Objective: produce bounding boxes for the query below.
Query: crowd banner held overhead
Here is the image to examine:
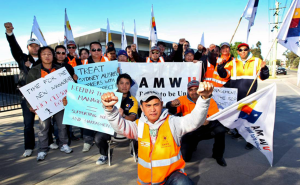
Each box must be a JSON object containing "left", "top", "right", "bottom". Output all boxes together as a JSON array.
[
  {"left": 242, "top": 0, "right": 259, "bottom": 43},
  {"left": 208, "top": 83, "right": 277, "bottom": 166},
  {"left": 19, "top": 67, "right": 74, "bottom": 121},
  {"left": 277, "top": 0, "right": 300, "bottom": 56},
  {"left": 212, "top": 87, "right": 238, "bottom": 110},
  {"left": 62, "top": 82, "right": 123, "bottom": 135},
  {"left": 64, "top": 8, "right": 75, "bottom": 47},
  {"left": 31, "top": 16, "right": 47, "bottom": 46},
  {"left": 119, "top": 62, "right": 202, "bottom": 105},
  {"left": 134, "top": 19, "right": 138, "bottom": 52},
  {"left": 121, "top": 21, "right": 127, "bottom": 50},
  {"left": 149, "top": 4, "right": 158, "bottom": 47},
  {"left": 106, "top": 18, "right": 112, "bottom": 44},
  {"left": 74, "top": 60, "right": 119, "bottom": 91}
]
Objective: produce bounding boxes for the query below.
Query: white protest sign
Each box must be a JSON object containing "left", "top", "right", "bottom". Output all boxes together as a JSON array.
[
  {"left": 63, "top": 82, "right": 123, "bottom": 135},
  {"left": 19, "top": 67, "right": 74, "bottom": 121},
  {"left": 212, "top": 87, "right": 238, "bottom": 110},
  {"left": 74, "top": 60, "right": 119, "bottom": 91},
  {"left": 119, "top": 62, "right": 202, "bottom": 105}
]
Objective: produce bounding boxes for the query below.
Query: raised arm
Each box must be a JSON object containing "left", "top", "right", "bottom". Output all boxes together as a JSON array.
[{"left": 102, "top": 92, "right": 138, "bottom": 140}]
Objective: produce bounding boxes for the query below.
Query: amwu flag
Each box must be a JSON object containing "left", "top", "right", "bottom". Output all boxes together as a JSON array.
[
  {"left": 242, "top": 0, "right": 259, "bottom": 43},
  {"left": 208, "top": 83, "right": 276, "bottom": 166},
  {"left": 121, "top": 21, "right": 127, "bottom": 50},
  {"left": 64, "top": 8, "right": 75, "bottom": 47},
  {"left": 31, "top": 16, "right": 47, "bottom": 46},
  {"left": 277, "top": 0, "right": 300, "bottom": 56},
  {"left": 149, "top": 5, "right": 158, "bottom": 47},
  {"left": 133, "top": 19, "right": 138, "bottom": 52}
]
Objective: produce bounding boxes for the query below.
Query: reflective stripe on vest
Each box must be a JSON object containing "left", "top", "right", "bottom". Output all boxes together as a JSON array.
[
  {"left": 103, "top": 56, "right": 109, "bottom": 61},
  {"left": 232, "top": 58, "right": 258, "bottom": 80},
  {"left": 204, "top": 77, "right": 226, "bottom": 85},
  {"left": 81, "top": 59, "right": 88, "bottom": 65},
  {"left": 146, "top": 57, "right": 165, "bottom": 63},
  {"left": 136, "top": 116, "right": 186, "bottom": 185}
]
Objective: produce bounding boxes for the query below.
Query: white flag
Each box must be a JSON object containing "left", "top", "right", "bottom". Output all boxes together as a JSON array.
[
  {"left": 242, "top": 0, "right": 259, "bottom": 43},
  {"left": 149, "top": 5, "right": 158, "bottom": 47},
  {"left": 31, "top": 16, "right": 47, "bottom": 46},
  {"left": 134, "top": 19, "right": 138, "bottom": 52},
  {"left": 121, "top": 21, "right": 127, "bottom": 50},
  {"left": 200, "top": 32, "right": 205, "bottom": 47},
  {"left": 277, "top": 0, "right": 300, "bottom": 56},
  {"left": 64, "top": 8, "right": 75, "bottom": 47},
  {"left": 208, "top": 83, "right": 277, "bottom": 166},
  {"left": 106, "top": 18, "right": 112, "bottom": 45}
]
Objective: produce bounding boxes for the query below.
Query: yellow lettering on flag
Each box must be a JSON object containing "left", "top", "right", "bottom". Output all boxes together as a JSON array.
[
  {"left": 108, "top": 33, "right": 112, "bottom": 42},
  {"left": 293, "top": 8, "right": 300, "bottom": 18}
]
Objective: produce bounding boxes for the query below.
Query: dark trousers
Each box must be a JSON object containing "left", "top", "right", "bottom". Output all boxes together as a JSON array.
[
  {"left": 21, "top": 98, "right": 36, "bottom": 150},
  {"left": 83, "top": 128, "right": 96, "bottom": 145},
  {"left": 181, "top": 121, "right": 226, "bottom": 162},
  {"left": 94, "top": 132, "right": 111, "bottom": 156}
]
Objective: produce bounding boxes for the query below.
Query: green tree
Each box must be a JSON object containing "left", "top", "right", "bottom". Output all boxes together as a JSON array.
[
  {"left": 283, "top": 50, "right": 298, "bottom": 67},
  {"left": 276, "top": 59, "right": 281, "bottom": 66},
  {"left": 292, "top": 57, "right": 300, "bottom": 68},
  {"left": 251, "top": 41, "right": 263, "bottom": 60},
  {"left": 229, "top": 42, "right": 242, "bottom": 58}
]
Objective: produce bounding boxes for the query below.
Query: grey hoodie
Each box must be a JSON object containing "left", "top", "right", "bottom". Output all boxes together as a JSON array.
[{"left": 104, "top": 96, "right": 210, "bottom": 146}]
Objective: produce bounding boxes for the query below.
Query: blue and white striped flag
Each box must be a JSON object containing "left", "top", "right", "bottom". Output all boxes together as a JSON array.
[{"left": 242, "top": 0, "right": 259, "bottom": 42}]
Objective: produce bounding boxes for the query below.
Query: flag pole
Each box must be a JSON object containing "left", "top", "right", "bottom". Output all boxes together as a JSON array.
[
  {"left": 149, "top": 40, "right": 152, "bottom": 58},
  {"left": 246, "top": 38, "right": 277, "bottom": 96},
  {"left": 230, "top": 17, "right": 242, "bottom": 44}
]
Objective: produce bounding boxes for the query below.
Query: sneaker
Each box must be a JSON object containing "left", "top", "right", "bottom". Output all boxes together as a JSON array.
[
  {"left": 23, "top": 149, "right": 33, "bottom": 157},
  {"left": 60, "top": 144, "right": 73, "bottom": 154},
  {"left": 232, "top": 133, "right": 243, "bottom": 140},
  {"left": 82, "top": 143, "right": 92, "bottom": 152},
  {"left": 96, "top": 155, "right": 108, "bottom": 165},
  {"left": 245, "top": 142, "right": 254, "bottom": 150},
  {"left": 37, "top": 152, "right": 47, "bottom": 161},
  {"left": 49, "top": 143, "right": 59, "bottom": 150}
]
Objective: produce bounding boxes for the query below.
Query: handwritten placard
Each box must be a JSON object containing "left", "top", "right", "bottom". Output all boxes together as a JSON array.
[
  {"left": 74, "top": 60, "right": 119, "bottom": 90},
  {"left": 62, "top": 82, "right": 122, "bottom": 135},
  {"left": 19, "top": 67, "right": 74, "bottom": 121},
  {"left": 212, "top": 87, "right": 238, "bottom": 110}
]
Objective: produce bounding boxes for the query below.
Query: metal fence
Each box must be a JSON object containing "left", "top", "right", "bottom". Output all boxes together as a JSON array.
[{"left": 0, "top": 63, "right": 22, "bottom": 112}]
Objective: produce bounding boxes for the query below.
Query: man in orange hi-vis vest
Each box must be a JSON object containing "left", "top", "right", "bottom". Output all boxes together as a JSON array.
[{"left": 101, "top": 82, "right": 214, "bottom": 185}]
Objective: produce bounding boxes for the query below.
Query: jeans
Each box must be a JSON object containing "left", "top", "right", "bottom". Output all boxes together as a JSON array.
[
  {"left": 38, "top": 110, "right": 68, "bottom": 152},
  {"left": 181, "top": 120, "right": 226, "bottom": 162},
  {"left": 21, "top": 98, "right": 35, "bottom": 150},
  {"left": 165, "top": 171, "right": 194, "bottom": 185},
  {"left": 83, "top": 128, "right": 96, "bottom": 145}
]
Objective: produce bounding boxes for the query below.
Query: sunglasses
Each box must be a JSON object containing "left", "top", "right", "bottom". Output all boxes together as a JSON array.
[
  {"left": 91, "top": 48, "right": 102, "bottom": 52},
  {"left": 238, "top": 48, "right": 249, "bottom": 52},
  {"left": 67, "top": 46, "right": 76, "bottom": 49},
  {"left": 152, "top": 51, "right": 159, "bottom": 54},
  {"left": 56, "top": 51, "right": 66, "bottom": 55}
]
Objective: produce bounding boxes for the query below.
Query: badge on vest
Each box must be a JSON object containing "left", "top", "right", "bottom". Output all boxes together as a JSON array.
[
  {"left": 140, "top": 141, "right": 150, "bottom": 147},
  {"left": 161, "top": 136, "right": 171, "bottom": 148}
]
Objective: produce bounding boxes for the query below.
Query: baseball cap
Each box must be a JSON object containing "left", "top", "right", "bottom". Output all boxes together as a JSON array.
[
  {"left": 118, "top": 50, "right": 128, "bottom": 57},
  {"left": 27, "top": 38, "right": 40, "bottom": 46},
  {"left": 140, "top": 90, "right": 162, "bottom": 102},
  {"left": 220, "top": 42, "right": 230, "bottom": 48},
  {"left": 151, "top": 46, "right": 161, "bottom": 52},
  {"left": 185, "top": 48, "right": 195, "bottom": 55},
  {"left": 187, "top": 80, "right": 199, "bottom": 89},
  {"left": 67, "top": 40, "right": 76, "bottom": 46},
  {"left": 237, "top": 43, "right": 249, "bottom": 49}
]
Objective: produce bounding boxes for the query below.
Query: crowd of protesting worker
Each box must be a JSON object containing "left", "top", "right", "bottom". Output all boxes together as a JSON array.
[{"left": 4, "top": 21, "right": 269, "bottom": 185}]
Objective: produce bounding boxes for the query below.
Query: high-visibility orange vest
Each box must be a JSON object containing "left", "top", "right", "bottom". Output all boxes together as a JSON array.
[
  {"left": 204, "top": 60, "right": 229, "bottom": 87},
  {"left": 99, "top": 56, "right": 109, "bottom": 62},
  {"left": 67, "top": 56, "right": 77, "bottom": 67},
  {"left": 146, "top": 57, "right": 165, "bottom": 63},
  {"left": 225, "top": 57, "right": 260, "bottom": 80},
  {"left": 136, "top": 116, "right": 186, "bottom": 185},
  {"left": 41, "top": 68, "right": 56, "bottom": 78}
]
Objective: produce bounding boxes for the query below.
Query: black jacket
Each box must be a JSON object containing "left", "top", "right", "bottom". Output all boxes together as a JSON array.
[
  {"left": 173, "top": 44, "right": 184, "bottom": 62},
  {"left": 53, "top": 58, "right": 75, "bottom": 77},
  {"left": 194, "top": 51, "right": 203, "bottom": 61},
  {"left": 6, "top": 33, "right": 41, "bottom": 88}
]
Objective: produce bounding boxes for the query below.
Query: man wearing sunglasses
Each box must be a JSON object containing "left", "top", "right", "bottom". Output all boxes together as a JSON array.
[
  {"left": 88, "top": 41, "right": 109, "bottom": 63},
  {"left": 66, "top": 41, "right": 78, "bottom": 67},
  {"left": 131, "top": 45, "right": 165, "bottom": 63},
  {"left": 217, "top": 43, "right": 269, "bottom": 150}
]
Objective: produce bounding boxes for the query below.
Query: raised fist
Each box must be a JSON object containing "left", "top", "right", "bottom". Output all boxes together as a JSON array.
[
  {"left": 4, "top": 22, "right": 14, "bottom": 33},
  {"left": 197, "top": 82, "right": 214, "bottom": 100}
]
